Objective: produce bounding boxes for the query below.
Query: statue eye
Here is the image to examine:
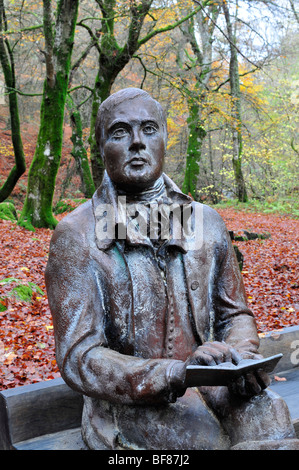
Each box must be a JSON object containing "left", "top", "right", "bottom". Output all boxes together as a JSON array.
[
  {"left": 111, "top": 127, "right": 129, "bottom": 138},
  {"left": 143, "top": 124, "right": 157, "bottom": 135}
]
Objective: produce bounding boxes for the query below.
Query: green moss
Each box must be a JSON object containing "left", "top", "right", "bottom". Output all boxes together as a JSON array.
[
  {"left": 11, "top": 285, "right": 33, "bottom": 302},
  {"left": 54, "top": 198, "right": 87, "bottom": 214},
  {"left": 0, "top": 201, "right": 18, "bottom": 221},
  {"left": 0, "top": 278, "right": 45, "bottom": 302},
  {"left": 182, "top": 101, "right": 206, "bottom": 199},
  {"left": 17, "top": 216, "right": 36, "bottom": 231}
]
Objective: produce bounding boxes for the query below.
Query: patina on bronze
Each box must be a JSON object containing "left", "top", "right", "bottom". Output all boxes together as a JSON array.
[{"left": 45, "top": 88, "right": 299, "bottom": 450}]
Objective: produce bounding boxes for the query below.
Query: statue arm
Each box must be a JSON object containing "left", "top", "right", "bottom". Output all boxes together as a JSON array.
[
  {"left": 45, "top": 219, "right": 184, "bottom": 405},
  {"left": 212, "top": 224, "right": 260, "bottom": 358},
  {"left": 202, "top": 221, "right": 271, "bottom": 396}
]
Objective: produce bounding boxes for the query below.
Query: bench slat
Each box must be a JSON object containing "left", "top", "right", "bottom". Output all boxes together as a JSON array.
[{"left": 0, "top": 378, "right": 83, "bottom": 449}]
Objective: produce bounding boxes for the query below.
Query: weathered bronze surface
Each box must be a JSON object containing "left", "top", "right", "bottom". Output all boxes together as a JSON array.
[
  {"left": 45, "top": 88, "right": 299, "bottom": 450},
  {"left": 185, "top": 354, "right": 283, "bottom": 387}
]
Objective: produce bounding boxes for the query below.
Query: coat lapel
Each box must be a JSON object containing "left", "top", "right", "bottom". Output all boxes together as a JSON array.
[{"left": 91, "top": 176, "right": 135, "bottom": 354}]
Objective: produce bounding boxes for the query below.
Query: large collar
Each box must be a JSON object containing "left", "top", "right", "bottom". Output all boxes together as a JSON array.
[{"left": 92, "top": 171, "right": 194, "bottom": 253}]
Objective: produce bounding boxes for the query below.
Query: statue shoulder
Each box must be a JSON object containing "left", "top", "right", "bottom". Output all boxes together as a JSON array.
[
  {"left": 51, "top": 199, "right": 94, "bottom": 246},
  {"left": 191, "top": 201, "right": 228, "bottom": 236}
]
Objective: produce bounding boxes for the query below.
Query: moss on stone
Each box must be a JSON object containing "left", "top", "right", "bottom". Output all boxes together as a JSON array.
[{"left": 0, "top": 201, "right": 18, "bottom": 221}]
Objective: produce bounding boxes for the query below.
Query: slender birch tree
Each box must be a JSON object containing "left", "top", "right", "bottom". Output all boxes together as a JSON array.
[
  {"left": 222, "top": 0, "right": 247, "bottom": 202},
  {"left": 0, "top": 0, "right": 26, "bottom": 202}
]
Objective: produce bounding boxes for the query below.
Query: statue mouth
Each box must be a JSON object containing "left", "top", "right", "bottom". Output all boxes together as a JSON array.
[{"left": 127, "top": 157, "right": 148, "bottom": 166}]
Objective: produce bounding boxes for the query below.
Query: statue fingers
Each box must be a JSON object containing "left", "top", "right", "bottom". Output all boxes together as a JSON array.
[{"left": 255, "top": 369, "right": 271, "bottom": 390}]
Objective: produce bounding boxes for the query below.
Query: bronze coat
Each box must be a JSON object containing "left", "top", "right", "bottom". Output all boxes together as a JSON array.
[{"left": 45, "top": 172, "right": 259, "bottom": 406}]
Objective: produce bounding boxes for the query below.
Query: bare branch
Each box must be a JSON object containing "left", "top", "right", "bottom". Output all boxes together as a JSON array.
[
  {"left": 193, "top": 0, "right": 263, "bottom": 69},
  {"left": 138, "top": 1, "right": 210, "bottom": 47},
  {"left": 289, "top": 0, "right": 299, "bottom": 23}
]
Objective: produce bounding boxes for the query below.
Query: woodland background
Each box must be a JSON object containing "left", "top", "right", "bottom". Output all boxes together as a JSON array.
[{"left": 0, "top": 0, "right": 298, "bottom": 389}]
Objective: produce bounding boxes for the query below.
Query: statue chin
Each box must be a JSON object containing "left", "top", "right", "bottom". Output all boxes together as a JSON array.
[{"left": 113, "top": 172, "right": 163, "bottom": 194}]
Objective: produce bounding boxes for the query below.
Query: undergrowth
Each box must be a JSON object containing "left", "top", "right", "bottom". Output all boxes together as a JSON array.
[{"left": 213, "top": 196, "right": 299, "bottom": 218}]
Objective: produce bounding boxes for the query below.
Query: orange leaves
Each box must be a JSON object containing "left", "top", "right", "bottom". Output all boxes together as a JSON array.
[
  {"left": 217, "top": 208, "right": 299, "bottom": 334},
  {"left": 0, "top": 219, "right": 59, "bottom": 389}
]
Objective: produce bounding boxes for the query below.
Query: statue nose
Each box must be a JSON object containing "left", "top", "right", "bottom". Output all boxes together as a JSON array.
[{"left": 129, "top": 128, "right": 146, "bottom": 152}]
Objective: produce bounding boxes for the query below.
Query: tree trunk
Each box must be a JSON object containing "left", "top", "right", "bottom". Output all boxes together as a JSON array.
[
  {"left": 88, "top": 70, "right": 115, "bottom": 188},
  {"left": 222, "top": 1, "right": 248, "bottom": 202},
  {"left": 180, "top": 5, "right": 220, "bottom": 199},
  {"left": 0, "top": 0, "right": 26, "bottom": 202},
  {"left": 18, "top": 0, "right": 79, "bottom": 230},
  {"left": 67, "top": 95, "right": 95, "bottom": 198},
  {"left": 182, "top": 99, "right": 206, "bottom": 199}
]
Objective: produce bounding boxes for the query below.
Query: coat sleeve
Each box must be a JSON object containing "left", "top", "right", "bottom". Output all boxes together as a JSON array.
[
  {"left": 210, "top": 212, "right": 260, "bottom": 358},
  {"left": 45, "top": 214, "right": 183, "bottom": 405}
]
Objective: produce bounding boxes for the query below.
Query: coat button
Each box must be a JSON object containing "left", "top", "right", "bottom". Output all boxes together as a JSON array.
[{"left": 191, "top": 281, "right": 199, "bottom": 290}]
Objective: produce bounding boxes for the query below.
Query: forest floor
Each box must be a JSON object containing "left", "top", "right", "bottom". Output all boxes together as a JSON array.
[{"left": 0, "top": 123, "right": 298, "bottom": 390}]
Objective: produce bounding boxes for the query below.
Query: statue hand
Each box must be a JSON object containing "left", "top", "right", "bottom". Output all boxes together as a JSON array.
[
  {"left": 229, "top": 352, "right": 271, "bottom": 397},
  {"left": 186, "top": 341, "right": 241, "bottom": 367}
]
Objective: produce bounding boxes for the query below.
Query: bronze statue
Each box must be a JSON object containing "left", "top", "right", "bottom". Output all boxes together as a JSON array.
[{"left": 45, "top": 88, "right": 299, "bottom": 450}]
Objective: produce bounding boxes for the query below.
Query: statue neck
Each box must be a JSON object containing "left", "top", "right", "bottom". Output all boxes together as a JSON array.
[{"left": 115, "top": 176, "right": 166, "bottom": 202}]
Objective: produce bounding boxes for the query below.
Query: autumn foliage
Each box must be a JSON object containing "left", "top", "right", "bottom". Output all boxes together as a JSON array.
[
  {"left": 217, "top": 208, "right": 299, "bottom": 333},
  {"left": 0, "top": 207, "right": 298, "bottom": 391}
]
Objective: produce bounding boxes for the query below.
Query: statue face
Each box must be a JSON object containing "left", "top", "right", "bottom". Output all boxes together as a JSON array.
[{"left": 102, "top": 96, "right": 166, "bottom": 192}]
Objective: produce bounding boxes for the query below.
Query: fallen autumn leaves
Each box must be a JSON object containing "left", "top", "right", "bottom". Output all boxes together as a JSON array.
[
  {"left": 217, "top": 208, "right": 299, "bottom": 334},
  {"left": 0, "top": 219, "right": 60, "bottom": 389},
  {"left": 0, "top": 208, "right": 298, "bottom": 390}
]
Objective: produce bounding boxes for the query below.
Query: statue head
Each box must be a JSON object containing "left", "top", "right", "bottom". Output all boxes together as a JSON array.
[{"left": 95, "top": 88, "right": 168, "bottom": 192}]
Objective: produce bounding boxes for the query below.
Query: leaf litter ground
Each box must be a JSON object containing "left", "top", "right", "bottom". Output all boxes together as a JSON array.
[{"left": 0, "top": 208, "right": 298, "bottom": 390}]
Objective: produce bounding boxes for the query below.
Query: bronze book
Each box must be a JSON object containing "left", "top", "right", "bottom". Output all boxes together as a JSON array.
[{"left": 185, "top": 353, "right": 283, "bottom": 387}]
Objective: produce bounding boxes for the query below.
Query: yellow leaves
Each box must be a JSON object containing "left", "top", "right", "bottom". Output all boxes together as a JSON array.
[{"left": 167, "top": 115, "right": 185, "bottom": 150}]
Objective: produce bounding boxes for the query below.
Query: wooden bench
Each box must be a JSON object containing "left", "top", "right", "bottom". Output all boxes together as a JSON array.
[{"left": 0, "top": 377, "right": 87, "bottom": 450}]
